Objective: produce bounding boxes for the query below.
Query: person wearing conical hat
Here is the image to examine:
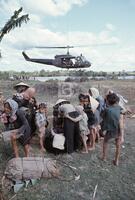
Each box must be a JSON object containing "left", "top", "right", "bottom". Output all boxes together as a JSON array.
[
  {"left": 52, "top": 99, "right": 80, "bottom": 154},
  {"left": 55, "top": 99, "right": 80, "bottom": 154},
  {"left": 13, "top": 82, "right": 30, "bottom": 107},
  {"left": 54, "top": 99, "right": 70, "bottom": 108},
  {"left": 14, "top": 82, "right": 29, "bottom": 93},
  {"left": 53, "top": 99, "right": 70, "bottom": 131},
  {"left": 13, "top": 87, "right": 36, "bottom": 108},
  {"left": 66, "top": 105, "right": 89, "bottom": 153}
]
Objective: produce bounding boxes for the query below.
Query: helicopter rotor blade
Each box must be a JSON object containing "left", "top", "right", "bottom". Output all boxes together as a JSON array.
[
  {"left": 72, "top": 43, "right": 118, "bottom": 48},
  {"left": 34, "top": 45, "right": 74, "bottom": 49}
]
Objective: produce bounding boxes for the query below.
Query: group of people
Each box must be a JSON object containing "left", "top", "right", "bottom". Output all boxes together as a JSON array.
[{"left": 0, "top": 82, "right": 128, "bottom": 166}]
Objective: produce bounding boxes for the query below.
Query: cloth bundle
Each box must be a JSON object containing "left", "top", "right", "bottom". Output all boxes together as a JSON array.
[
  {"left": 1, "top": 129, "right": 21, "bottom": 142},
  {"left": 5, "top": 157, "right": 59, "bottom": 181}
]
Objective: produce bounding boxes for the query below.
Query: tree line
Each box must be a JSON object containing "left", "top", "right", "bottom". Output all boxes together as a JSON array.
[{"left": 0, "top": 70, "right": 134, "bottom": 80}]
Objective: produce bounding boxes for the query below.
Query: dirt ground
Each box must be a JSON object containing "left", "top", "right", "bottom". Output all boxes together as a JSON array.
[{"left": 0, "top": 79, "right": 135, "bottom": 200}]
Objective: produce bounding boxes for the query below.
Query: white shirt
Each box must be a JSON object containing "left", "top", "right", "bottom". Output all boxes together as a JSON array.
[{"left": 35, "top": 112, "right": 47, "bottom": 128}]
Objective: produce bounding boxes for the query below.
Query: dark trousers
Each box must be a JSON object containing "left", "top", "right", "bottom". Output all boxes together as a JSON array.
[{"left": 64, "top": 112, "right": 80, "bottom": 154}]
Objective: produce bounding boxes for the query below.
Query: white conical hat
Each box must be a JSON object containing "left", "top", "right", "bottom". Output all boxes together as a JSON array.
[
  {"left": 90, "top": 96, "right": 99, "bottom": 113},
  {"left": 84, "top": 93, "right": 99, "bottom": 113},
  {"left": 55, "top": 99, "right": 69, "bottom": 106},
  {"left": 89, "top": 87, "right": 99, "bottom": 99},
  {"left": 14, "top": 82, "right": 29, "bottom": 89}
]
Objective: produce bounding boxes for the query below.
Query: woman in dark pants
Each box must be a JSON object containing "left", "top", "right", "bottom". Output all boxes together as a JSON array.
[
  {"left": 63, "top": 113, "right": 80, "bottom": 153},
  {"left": 58, "top": 101, "right": 81, "bottom": 154},
  {"left": 3, "top": 99, "right": 31, "bottom": 157}
]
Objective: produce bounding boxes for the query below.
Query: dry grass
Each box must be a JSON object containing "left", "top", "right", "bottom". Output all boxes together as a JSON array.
[{"left": 0, "top": 79, "right": 135, "bottom": 200}]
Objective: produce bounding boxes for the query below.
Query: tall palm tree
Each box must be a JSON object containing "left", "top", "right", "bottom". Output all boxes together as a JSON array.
[{"left": 0, "top": 7, "right": 29, "bottom": 42}]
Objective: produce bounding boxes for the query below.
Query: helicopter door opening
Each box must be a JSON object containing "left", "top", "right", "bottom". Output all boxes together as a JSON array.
[{"left": 62, "top": 58, "right": 75, "bottom": 67}]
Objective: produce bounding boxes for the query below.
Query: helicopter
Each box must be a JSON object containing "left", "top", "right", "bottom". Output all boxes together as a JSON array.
[{"left": 22, "top": 46, "right": 91, "bottom": 69}]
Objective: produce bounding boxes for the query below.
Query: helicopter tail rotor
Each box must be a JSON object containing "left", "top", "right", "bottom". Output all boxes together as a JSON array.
[{"left": 22, "top": 51, "right": 30, "bottom": 60}]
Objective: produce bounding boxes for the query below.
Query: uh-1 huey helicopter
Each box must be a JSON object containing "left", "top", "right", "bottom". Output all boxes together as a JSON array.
[{"left": 22, "top": 45, "right": 91, "bottom": 69}]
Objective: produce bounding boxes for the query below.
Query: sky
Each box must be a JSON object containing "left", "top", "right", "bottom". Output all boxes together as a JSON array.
[{"left": 0, "top": 0, "right": 135, "bottom": 72}]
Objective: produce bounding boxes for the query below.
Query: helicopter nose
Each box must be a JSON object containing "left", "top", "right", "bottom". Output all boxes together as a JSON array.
[{"left": 86, "top": 61, "right": 91, "bottom": 67}]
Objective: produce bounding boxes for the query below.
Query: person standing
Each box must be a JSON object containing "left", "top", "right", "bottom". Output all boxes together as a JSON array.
[
  {"left": 101, "top": 93, "right": 122, "bottom": 166},
  {"left": 35, "top": 103, "right": 48, "bottom": 152},
  {"left": 83, "top": 94, "right": 99, "bottom": 150}
]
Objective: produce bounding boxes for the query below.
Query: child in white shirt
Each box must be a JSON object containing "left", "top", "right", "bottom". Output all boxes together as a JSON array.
[{"left": 35, "top": 103, "right": 48, "bottom": 152}]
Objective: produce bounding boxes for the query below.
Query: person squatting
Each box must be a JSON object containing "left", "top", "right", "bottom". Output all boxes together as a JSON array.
[{"left": 0, "top": 82, "right": 129, "bottom": 166}]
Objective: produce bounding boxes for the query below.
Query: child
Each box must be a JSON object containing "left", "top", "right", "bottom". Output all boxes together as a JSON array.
[
  {"left": 28, "top": 97, "right": 38, "bottom": 136},
  {"left": 101, "top": 93, "right": 122, "bottom": 166},
  {"left": 78, "top": 93, "right": 85, "bottom": 106},
  {"left": 66, "top": 105, "right": 89, "bottom": 153},
  {"left": 35, "top": 103, "right": 48, "bottom": 152},
  {"left": 106, "top": 89, "right": 129, "bottom": 143},
  {"left": 89, "top": 87, "right": 105, "bottom": 141},
  {"left": 83, "top": 94, "right": 99, "bottom": 150}
]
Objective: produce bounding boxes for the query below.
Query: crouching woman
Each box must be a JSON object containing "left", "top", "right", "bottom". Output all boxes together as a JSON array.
[{"left": 3, "top": 99, "right": 31, "bottom": 157}]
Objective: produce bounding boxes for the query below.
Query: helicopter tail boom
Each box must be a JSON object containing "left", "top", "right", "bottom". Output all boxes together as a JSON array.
[{"left": 22, "top": 51, "right": 54, "bottom": 65}]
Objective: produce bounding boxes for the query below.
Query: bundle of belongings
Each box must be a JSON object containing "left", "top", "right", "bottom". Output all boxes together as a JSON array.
[
  {"left": 4, "top": 157, "right": 59, "bottom": 193},
  {"left": 1, "top": 130, "right": 23, "bottom": 142},
  {"left": 51, "top": 129, "right": 65, "bottom": 150},
  {"left": 5, "top": 157, "right": 59, "bottom": 180}
]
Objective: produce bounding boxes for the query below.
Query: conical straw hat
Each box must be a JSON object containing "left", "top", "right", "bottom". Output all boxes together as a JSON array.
[{"left": 14, "top": 82, "right": 29, "bottom": 90}]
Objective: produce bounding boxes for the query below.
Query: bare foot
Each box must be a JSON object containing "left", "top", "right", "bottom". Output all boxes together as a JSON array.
[
  {"left": 40, "top": 148, "right": 46, "bottom": 153},
  {"left": 88, "top": 147, "right": 95, "bottom": 151},
  {"left": 100, "top": 137, "right": 104, "bottom": 140},
  {"left": 113, "top": 160, "right": 119, "bottom": 166},
  {"left": 101, "top": 156, "right": 107, "bottom": 161},
  {"left": 121, "top": 137, "right": 124, "bottom": 144},
  {"left": 81, "top": 150, "right": 88, "bottom": 154}
]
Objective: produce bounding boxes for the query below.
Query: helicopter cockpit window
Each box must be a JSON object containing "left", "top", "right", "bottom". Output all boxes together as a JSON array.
[{"left": 76, "top": 56, "right": 81, "bottom": 61}]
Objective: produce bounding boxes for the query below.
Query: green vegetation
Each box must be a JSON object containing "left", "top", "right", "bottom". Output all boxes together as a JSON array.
[
  {"left": 0, "top": 7, "right": 29, "bottom": 59},
  {"left": 0, "top": 70, "right": 134, "bottom": 80},
  {"left": 0, "top": 7, "right": 29, "bottom": 43}
]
